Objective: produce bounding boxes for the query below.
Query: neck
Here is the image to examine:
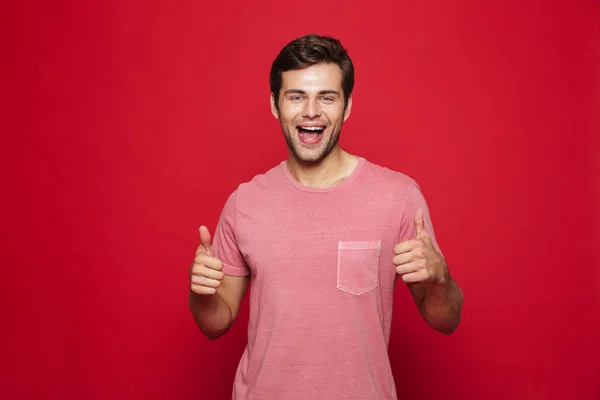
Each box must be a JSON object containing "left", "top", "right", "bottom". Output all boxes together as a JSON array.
[{"left": 286, "top": 147, "right": 358, "bottom": 188}]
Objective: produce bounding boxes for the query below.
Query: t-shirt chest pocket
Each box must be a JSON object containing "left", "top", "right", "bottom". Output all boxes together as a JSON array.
[{"left": 337, "top": 240, "right": 381, "bottom": 295}]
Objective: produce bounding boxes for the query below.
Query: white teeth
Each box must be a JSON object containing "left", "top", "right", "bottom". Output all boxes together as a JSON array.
[{"left": 300, "top": 126, "right": 324, "bottom": 131}]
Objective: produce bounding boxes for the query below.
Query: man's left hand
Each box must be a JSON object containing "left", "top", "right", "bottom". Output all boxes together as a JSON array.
[{"left": 392, "top": 208, "right": 448, "bottom": 284}]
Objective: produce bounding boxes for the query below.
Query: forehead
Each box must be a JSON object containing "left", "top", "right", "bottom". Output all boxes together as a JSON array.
[{"left": 280, "top": 63, "right": 343, "bottom": 91}]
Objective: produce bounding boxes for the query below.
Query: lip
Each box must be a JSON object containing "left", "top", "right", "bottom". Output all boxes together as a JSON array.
[
  {"left": 297, "top": 124, "right": 326, "bottom": 128},
  {"left": 297, "top": 126, "right": 325, "bottom": 145}
]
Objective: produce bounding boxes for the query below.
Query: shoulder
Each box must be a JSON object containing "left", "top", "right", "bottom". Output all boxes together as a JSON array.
[
  {"left": 360, "top": 158, "right": 419, "bottom": 194},
  {"left": 226, "top": 161, "right": 286, "bottom": 205}
]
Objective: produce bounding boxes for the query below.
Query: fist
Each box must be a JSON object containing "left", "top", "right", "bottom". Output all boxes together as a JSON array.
[
  {"left": 392, "top": 208, "right": 448, "bottom": 284},
  {"left": 190, "top": 226, "right": 225, "bottom": 295}
]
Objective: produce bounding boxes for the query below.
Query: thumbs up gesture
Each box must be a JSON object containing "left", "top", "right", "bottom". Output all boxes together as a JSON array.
[
  {"left": 190, "top": 226, "right": 225, "bottom": 295},
  {"left": 392, "top": 208, "right": 448, "bottom": 284}
]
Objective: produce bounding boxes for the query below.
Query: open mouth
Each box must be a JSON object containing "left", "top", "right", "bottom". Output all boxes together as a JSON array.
[{"left": 297, "top": 125, "right": 325, "bottom": 144}]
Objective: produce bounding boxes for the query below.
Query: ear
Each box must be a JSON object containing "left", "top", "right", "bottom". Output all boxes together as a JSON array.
[
  {"left": 270, "top": 93, "right": 279, "bottom": 120},
  {"left": 343, "top": 95, "right": 353, "bottom": 122}
]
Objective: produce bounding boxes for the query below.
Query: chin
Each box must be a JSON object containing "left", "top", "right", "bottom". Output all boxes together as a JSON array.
[
  {"left": 294, "top": 152, "right": 322, "bottom": 163},
  {"left": 285, "top": 131, "right": 337, "bottom": 163},
  {"left": 294, "top": 147, "right": 331, "bottom": 163}
]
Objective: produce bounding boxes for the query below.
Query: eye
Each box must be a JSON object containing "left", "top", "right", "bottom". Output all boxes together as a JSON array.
[
  {"left": 321, "top": 96, "right": 334, "bottom": 103},
  {"left": 290, "top": 96, "right": 303, "bottom": 101}
]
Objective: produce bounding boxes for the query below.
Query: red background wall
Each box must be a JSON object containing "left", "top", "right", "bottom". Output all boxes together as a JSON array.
[{"left": 2, "top": 0, "right": 599, "bottom": 399}]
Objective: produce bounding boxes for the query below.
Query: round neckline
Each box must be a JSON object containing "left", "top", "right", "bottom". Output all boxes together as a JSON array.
[{"left": 281, "top": 156, "right": 365, "bottom": 193}]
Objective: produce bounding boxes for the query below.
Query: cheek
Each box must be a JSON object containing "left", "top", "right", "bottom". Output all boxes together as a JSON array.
[
  {"left": 278, "top": 107, "right": 299, "bottom": 125},
  {"left": 279, "top": 114, "right": 298, "bottom": 131},
  {"left": 325, "top": 105, "right": 345, "bottom": 121}
]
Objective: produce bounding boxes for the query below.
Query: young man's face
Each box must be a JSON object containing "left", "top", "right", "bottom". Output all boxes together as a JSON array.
[{"left": 271, "top": 63, "right": 352, "bottom": 163}]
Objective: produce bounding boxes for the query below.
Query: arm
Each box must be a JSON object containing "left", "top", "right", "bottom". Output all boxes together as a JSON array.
[
  {"left": 406, "top": 271, "right": 463, "bottom": 335},
  {"left": 188, "top": 224, "right": 250, "bottom": 340},
  {"left": 189, "top": 274, "right": 249, "bottom": 340},
  {"left": 190, "top": 190, "right": 251, "bottom": 340},
  {"left": 393, "top": 186, "right": 463, "bottom": 334}
]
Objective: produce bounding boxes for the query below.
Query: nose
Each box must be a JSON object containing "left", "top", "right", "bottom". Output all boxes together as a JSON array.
[{"left": 302, "top": 98, "right": 322, "bottom": 119}]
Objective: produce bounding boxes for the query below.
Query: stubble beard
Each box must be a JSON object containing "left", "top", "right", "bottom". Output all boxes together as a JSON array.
[{"left": 281, "top": 121, "right": 343, "bottom": 164}]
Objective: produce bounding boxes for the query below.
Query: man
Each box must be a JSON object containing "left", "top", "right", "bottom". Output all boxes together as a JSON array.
[{"left": 188, "top": 34, "right": 463, "bottom": 400}]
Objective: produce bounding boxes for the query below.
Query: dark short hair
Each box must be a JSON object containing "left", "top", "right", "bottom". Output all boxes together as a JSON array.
[{"left": 269, "top": 34, "right": 354, "bottom": 109}]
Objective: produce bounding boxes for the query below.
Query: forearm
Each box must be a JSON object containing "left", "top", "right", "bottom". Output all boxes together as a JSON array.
[
  {"left": 420, "top": 276, "right": 463, "bottom": 334},
  {"left": 188, "top": 291, "right": 233, "bottom": 340}
]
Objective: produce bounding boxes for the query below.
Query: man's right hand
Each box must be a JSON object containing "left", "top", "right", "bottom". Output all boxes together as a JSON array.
[{"left": 190, "top": 226, "right": 225, "bottom": 295}]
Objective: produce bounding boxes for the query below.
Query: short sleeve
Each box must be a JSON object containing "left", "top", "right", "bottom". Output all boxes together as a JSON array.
[
  {"left": 212, "top": 190, "right": 250, "bottom": 276},
  {"left": 399, "top": 183, "right": 444, "bottom": 257}
]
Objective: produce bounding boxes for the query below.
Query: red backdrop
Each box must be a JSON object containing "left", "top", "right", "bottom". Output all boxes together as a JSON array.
[{"left": 2, "top": 0, "right": 599, "bottom": 399}]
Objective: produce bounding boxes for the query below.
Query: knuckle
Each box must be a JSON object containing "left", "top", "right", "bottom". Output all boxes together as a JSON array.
[
  {"left": 193, "top": 264, "right": 204, "bottom": 275},
  {"left": 205, "top": 257, "right": 220, "bottom": 271},
  {"left": 198, "top": 277, "right": 209, "bottom": 286},
  {"left": 190, "top": 284, "right": 204, "bottom": 294},
  {"left": 200, "top": 265, "right": 212, "bottom": 277},
  {"left": 197, "top": 286, "right": 215, "bottom": 295},
  {"left": 198, "top": 277, "right": 211, "bottom": 288},
  {"left": 201, "top": 276, "right": 217, "bottom": 288}
]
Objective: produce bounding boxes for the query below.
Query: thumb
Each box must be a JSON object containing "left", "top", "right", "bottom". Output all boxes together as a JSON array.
[
  {"left": 198, "top": 225, "right": 214, "bottom": 257},
  {"left": 414, "top": 208, "right": 425, "bottom": 238}
]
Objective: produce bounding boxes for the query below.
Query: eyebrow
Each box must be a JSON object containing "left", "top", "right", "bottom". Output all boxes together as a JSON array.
[{"left": 283, "top": 89, "right": 340, "bottom": 96}]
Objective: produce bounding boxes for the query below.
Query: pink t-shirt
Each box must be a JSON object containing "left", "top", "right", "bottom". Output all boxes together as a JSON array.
[{"left": 213, "top": 157, "right": 442, "bottom": 400}]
